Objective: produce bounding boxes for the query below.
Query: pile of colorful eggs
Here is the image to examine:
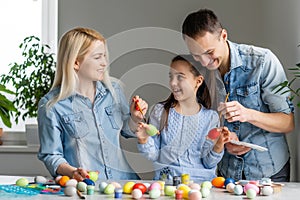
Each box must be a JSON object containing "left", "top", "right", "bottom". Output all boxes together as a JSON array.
[
  {"left": 211, "top": 176, "right": 277, "bottom": 199},
  {"left": 54, "top": 171, "right": 99, "bottom": 197},
  {"left": 97, "top": 180, "right": 213, "bottom": 199}
]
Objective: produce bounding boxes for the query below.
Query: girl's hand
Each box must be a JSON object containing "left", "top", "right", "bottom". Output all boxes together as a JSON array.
[
  {"left": 213, "top": 127, "right": 231, "bottom": 153},
  {"left": 130, "top": 95, "right": 148, "bottom": 123},
  {"left": 135, "top": 122, "right": 150, "bottom": 144}
]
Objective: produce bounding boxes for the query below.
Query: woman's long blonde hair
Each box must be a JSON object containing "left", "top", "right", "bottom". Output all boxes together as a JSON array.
[{"left": 47, "top": 27, "right": 116, "bottom": 108}]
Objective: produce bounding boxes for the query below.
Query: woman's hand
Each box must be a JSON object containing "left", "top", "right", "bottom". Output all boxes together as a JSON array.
[
  {"left": 72, "top": 167, "right": 90, "bottom": 182},
  {"left": 130, "top": 95, "right": 148, "bottom": 123},
  {"left": 57, "top": 163, "right": 89, "bottom": 182}
]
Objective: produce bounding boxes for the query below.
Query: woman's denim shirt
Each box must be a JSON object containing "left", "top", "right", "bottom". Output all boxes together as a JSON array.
[
  {"left": 218, "top": 41, "right": 294, "bottom": 180},
  {"left": 37, "top": 81, "right": 139, "bottom": 180}
]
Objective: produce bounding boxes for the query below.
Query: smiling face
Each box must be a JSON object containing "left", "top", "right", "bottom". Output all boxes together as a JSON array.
[
  {"left": 75, "top": 40, "right": 107, "bottom": 82},
  {"left": 184, "top": 29, "right": 229, "bottom": 70},
  {"left": 169, "top": 60, "right": 203, "bottom": 103}
]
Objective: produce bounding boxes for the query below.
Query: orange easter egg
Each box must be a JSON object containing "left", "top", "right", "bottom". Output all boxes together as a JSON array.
[{"left": 211, "top": 177, "right": 225, "bottom": 188}]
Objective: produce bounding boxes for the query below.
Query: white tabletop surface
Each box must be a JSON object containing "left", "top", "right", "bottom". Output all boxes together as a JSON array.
[{"left": 0, "top": 175, "right": 299, "bottom": 199}]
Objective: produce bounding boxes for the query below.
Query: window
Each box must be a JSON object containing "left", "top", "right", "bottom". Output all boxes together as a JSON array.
[{"left": 0, "top": 0, "right": 57, "bottom": 131}]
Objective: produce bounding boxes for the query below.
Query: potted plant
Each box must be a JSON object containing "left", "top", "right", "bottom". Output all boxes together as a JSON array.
[
  {"left": 0, "top": 84, "right": 17, "bottom": 145},
  {"left": 274, "top": 62, "right": 300, "bottom": 108},
  {"left": 0, "top": 36, "right": 56, "bottom": 145},
  {"left": 0, "top": 84, "right": 17, "bottom": 128}
]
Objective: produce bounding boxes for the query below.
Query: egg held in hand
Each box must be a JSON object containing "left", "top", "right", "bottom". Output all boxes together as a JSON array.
[
  {"left": 146, "top": 124, "right": 159, "bottom": 136},
  {"left": 207, "top": 128, "right": 221, "bottom": 140}
]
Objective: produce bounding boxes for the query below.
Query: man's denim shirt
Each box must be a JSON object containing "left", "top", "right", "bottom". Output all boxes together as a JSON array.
[
  {"left": 218, "top": 41, "right": 294, "bottom": 180},
  {"left": 37, "top": 81, "right": 139, "bottom": 180}
]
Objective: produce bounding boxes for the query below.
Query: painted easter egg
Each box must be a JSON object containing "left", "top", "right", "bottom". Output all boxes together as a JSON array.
[
  {"left": 88, "top": 171, "right": 99, "bottom": 182},
  {"left": 99, "top": 181, "right": 108, "bottom": 193},
  {"left": 34, "top": 176, "right": 47, "bottom": 184},
  {"left": 262, "top": 185, "right": 273, "bottom": 196},
  {"left": 16, "top": 178, "right": 29, "bottom": 187},
  {"left": 64, "top": 186, "right": 77, "bottom": 196},
  {"left": 77, "top": 181, "right": 87, "bottom": 192},
  {"left": 224, "top": 178, "right": 235, "bottom": 187},
  {"left": 211, "top": 177, "right": 225, "bottom": 188},
  {"left": 188, "top": 190, "right": 202, "bottom": 200},
  {"left": 149, "top": 182, "right": 161, "bottom": 191},
  {"left": 132, "top": 183, "right": 147, "bottom": 194},
  {"left": 132, "top": 188, "right": 143, "bottom": 199},
  {"left": 123, "top": 181, "right": 135, "bottom": 194},
  {"left": 246, "top": 188, "right": 257, "bottom": 199},
  {"left": 149, "top": 188, "right": 161, "bottom": 199},
  {"left": 226, "top": 182, "right": 235, "bottom": 193},
  {"left": 65, "top": 179, "right": 78, "bottom": 187},
  {"left": 164, "top": 185, "right": 176, "bottom": 196},
  {"left": 82, "top": 178, "right": 95, "bottom": 186},
  {"left": 104, "top": 183, "right": 115, "bottom": 194},
  {"left": 244, "top": 183, "right": 259, "bottom": 194},
  {"left": 201, "top": 181, "right": 212, "bottom": 189},
  {"left": 146, "top": 124, "right": 159, "bottom": 136},
  {"left": 207, "top": 128, "right": 220, "bottom": 140},
  {"left": 234, "top": 185, "right": 243, "bottom": 195},
  {"left": 59, "top": 176, "right": 70, "bottom": 186}
]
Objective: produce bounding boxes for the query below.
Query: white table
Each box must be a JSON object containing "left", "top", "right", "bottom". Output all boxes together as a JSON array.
[{"left": 0, "top": 176, "right": 299, "bottom": 199}]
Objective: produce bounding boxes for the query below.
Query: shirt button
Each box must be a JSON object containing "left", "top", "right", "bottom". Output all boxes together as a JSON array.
[{"left": 234, "top": 127, "right": 239, "bottom": 130}]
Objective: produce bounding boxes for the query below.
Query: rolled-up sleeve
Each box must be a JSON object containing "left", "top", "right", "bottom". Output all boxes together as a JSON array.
[
  {"left": 261, "top": 50, "right": 294, "bottom": 114},
  {"left": 37, "top": 97, "right": 67, "bottom": 177}
]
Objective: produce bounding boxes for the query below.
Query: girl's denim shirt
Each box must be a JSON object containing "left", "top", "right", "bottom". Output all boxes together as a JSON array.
[
  {"left": 218, "top": 41, "right": 294, "bottom": 180},
  {"left": 37, "top": 81, "right": 139, "bottom": 180}
]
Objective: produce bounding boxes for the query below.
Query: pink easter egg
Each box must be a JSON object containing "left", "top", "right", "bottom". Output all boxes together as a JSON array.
[
  {"left": 244, "top": 183, "right": 259, "bottom": 194},
  {"left": 188, "top": 190, "right": 202, "bottom": 200},
  {"left": 148, "top": 182, "right": 161, "bottom": 191}
]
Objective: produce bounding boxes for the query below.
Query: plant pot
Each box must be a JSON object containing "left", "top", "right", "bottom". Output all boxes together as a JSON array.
[{"left": 25, "top": 124, "right": 39, "bottom": 146}]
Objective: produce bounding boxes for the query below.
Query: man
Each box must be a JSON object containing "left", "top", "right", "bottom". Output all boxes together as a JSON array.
[{"left": 181, "top": 8, "right": 295, "bottom": 181}]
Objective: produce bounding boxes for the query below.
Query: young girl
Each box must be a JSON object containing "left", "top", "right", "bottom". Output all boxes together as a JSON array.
[
  {"left": 37, "top": 27, "right": 147, "bottom": 181},
  {"left": 136, "top": 55, "right": 230, "bottom": 182}
]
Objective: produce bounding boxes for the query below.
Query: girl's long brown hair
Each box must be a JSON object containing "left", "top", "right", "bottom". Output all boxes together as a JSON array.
[{"left": 158, "top": 55, "right": 211, "bottom": 131}]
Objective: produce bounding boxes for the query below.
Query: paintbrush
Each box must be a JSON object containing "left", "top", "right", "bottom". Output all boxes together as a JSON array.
[
  {"left": 77, "top": 190, "right": 86, "bottom": 199},
  {"left": 133, "top": 98, "right": 147, "bottom": 123},
  {"left": 219, "top": 92, "right": 230, "bottom": 127}
]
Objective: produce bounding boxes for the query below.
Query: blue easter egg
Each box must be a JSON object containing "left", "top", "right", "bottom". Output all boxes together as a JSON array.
[
  {"left": 83, "top": 178, "right": 95, "bottom": 186},
  {"left": 224, "top": 178, "right": 235, "bottom": 187}
]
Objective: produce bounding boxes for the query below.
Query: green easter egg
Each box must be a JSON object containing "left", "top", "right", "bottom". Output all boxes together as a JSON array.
[
  {"left": 201, "top": 181, "right": 212, "bottom": 189},
  {"left": 164, "top": 185, "right": 176, "bottom": 196},
  {"left": 104, "top": 184, "right": 115, "bottom": 194},
  {"left": 88, "top": 171, "right": 99, "bottom": 182},
  {"left": 146, "top": 124, "right": 159, "bottom": 136},
  {"left": 16, "top": 178, "right": 29, "bottom": 187},
  {"left": 201, "top": 187, "right": 210, "bottom": 198},
  {"left": 77, "top": 181, "right": 87, "bottom": 192}
]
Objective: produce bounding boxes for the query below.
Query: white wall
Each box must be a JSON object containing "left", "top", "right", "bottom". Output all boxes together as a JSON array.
[{"left": 58, "top": 0, "right": 300, "bottom": 181}]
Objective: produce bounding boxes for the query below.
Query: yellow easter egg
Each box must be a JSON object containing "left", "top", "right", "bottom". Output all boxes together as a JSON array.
[
  {"left": 177, "top": 184, "right": 191, "bottom": 199},
  {"left": 123, "top": 181, "right": 135, "bottom": 194}
]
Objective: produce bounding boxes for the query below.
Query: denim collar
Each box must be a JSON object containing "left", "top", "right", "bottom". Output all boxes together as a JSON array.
[{"left": 228, "top": 40, "right": 245, "bottom": 71}]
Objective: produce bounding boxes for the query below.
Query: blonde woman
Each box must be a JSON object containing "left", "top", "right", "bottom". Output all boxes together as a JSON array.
[{"left": 38, "top": 27, "right": 147, "bottom": 181}]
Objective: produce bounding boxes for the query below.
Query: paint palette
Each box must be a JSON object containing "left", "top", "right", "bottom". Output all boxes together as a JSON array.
[
  {"left": 230, "top": 140, "right": 268, "bottom": 152},
  {"left": 0, "top": 185, "right": 40, "bottom": 196}
]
